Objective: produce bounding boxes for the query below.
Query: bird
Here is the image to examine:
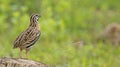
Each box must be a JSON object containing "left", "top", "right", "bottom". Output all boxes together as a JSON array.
[{"left": 13, "top": 14, "right": 41, "bottom": 59}]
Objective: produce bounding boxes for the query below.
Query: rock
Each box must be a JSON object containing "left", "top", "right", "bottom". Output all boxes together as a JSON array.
[{"left": 0, "top": 57, "right": 48, "bottom": 67}]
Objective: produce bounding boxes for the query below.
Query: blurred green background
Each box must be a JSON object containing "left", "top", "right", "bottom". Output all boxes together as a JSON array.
[{"left": 0, "top": 0, "right": 120, "bottom": 67}]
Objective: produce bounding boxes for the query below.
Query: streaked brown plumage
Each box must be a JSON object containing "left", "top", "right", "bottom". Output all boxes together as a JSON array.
[{"left": 13, "top": 14, "right": 41, "bottom": 59}]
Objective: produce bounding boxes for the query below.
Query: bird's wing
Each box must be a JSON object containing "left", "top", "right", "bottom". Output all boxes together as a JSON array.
[
  {"left": 22, "top": 28, "right": 40, "bottom": 48},
  {"left": 13, "top": 31, "right": 24, "bottom": 48},
  {"left": 25, "top": 31, "right": 40, "bottom": 48}
]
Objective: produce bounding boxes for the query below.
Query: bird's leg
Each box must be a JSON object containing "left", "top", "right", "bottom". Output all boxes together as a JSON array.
[
  {"left": 25, "top": 49, "right": 29, "bottom": 59},
  {"left": 20, "top": 48, "right": 23, "bottom": 59}
]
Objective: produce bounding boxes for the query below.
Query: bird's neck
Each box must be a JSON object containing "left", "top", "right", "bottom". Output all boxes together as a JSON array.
[{"left": 29, "top": 21, "right": 39, "bottom": 27}]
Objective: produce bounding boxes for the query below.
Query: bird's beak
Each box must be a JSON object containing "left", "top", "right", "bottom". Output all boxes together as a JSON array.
[{"left": 38, "top": 15, "right": 41, "bottom": 18}]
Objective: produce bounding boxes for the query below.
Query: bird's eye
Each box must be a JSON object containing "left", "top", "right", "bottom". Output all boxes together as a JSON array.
[{"left": 36, "top": 17, "right": 39, "bottom": 21}]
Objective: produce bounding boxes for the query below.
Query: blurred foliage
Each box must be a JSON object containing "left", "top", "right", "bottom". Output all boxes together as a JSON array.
[{"left": 0, "top": 0, "right": 120, "bottom": 67}]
